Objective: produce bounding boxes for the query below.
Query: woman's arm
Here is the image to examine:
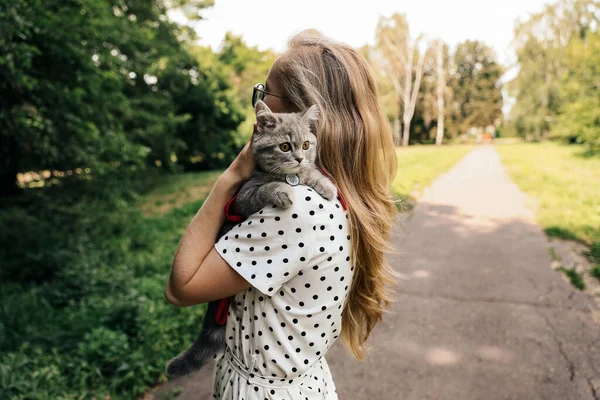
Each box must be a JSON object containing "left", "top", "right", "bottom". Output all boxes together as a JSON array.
[{"left": 165, "top": 131, "right": 256, "bottom": 307}]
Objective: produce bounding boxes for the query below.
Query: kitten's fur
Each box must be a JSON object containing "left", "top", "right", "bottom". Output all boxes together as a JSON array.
[{"left": 165, "top": 101, "right": 337, "bottom": 378}]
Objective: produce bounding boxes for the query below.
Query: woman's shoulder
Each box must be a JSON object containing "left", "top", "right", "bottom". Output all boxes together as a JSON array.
[{"left": 286, "top": 184, "right": 344, "bottom": 216}]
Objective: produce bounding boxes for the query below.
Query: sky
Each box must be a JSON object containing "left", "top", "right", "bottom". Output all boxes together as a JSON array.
[{"left": 173, "top": 0, "right": 552, "bottom": 66}]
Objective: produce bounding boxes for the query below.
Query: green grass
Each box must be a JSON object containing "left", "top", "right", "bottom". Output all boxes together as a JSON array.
[
  {"left": 591, "top": 266, "right": 600, "bottom": 281},
  {"left": 557, "top": 267, "right": 586, "bottom": 290},
  {"left": 496, "top": 142, "right": 600, "bottom": 246},
  {"left": 392, "top": 145, "right": 473, "bottom": 210}
]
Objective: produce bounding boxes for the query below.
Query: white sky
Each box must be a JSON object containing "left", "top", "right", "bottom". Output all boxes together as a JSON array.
[{"left": 176, "top": 0, "right": 551, "bottom": 66}]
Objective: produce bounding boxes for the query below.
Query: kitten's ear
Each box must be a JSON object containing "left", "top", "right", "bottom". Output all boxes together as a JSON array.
[
  {"left": 302, "top": 104, "right": 320, "bottom": 135},
  {"left": 255, "top": 100, "right": 277, "bottom": 130}
]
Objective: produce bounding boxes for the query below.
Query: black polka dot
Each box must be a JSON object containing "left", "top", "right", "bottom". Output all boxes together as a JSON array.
[
  {"left": 305, "top": 196, "right": 311, "bottom": 201},
  {"left": 275, "top": 216, "right": 280, "bottom": 221},
  {"left": 266, "top": 273, "right": 272, "bottom": 278},
  {"left": 278, "top": 230, "right": 284, "bottom": 235},
  {"left": 292, "top": 213, "right": 298, "bottom": 218},
  {"left": 296, "top": 228, "right": 302, "bottom": 233}
]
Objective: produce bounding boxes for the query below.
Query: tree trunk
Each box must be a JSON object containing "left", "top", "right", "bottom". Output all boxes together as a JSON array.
[
  {"left": 436, "top": 40, "right": 445, "bottom": 146},
  {"left": 402, "top": 117, "right": 411, "bottom": 147},
  {"left": 393, "top": 117, "right": 401, "bottom": 146},
  {"left": 401, "top": 46, "right": 414, "bottom": 147}
]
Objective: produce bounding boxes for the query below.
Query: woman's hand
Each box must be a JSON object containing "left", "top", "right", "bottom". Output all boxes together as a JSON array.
[{"left": 221, "top": 124, "right": 257, "bottom": 185}]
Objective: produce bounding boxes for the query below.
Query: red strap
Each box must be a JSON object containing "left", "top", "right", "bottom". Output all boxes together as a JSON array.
[
  {"left": 224, "top": 192, "right": 244, "bottom": 222},
  {"left": 215, "top": 298, "right": 228, "bottom": 326}
]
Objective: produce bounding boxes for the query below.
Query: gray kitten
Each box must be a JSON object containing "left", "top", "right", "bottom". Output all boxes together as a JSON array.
[{"left": 165, "top": 101, "right": 337, "bottom": 378}]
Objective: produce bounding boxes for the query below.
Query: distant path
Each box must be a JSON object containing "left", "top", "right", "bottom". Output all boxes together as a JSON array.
[{"left": 153, "top": 147, "right": 600, "bottom": 400}]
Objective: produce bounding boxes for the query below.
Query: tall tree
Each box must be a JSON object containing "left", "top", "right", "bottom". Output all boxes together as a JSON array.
[
  {"left": 375, "top": 13, "right": 427, "bottom": 146},
  {"left": 449, "top": 40, "right": 503, "bottom": 136},
  {"left": 436, "top": 39, "right": 446, "bottom": 146}
]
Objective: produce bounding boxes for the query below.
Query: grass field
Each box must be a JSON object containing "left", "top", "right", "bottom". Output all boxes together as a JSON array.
[{"left": 496, "top": 142, "right": 600, "bottom": 280}]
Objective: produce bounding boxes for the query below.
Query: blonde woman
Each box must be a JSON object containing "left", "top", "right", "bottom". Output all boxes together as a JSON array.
[{"left": 165, "top": 30, "right": 398, "bottom": 399}]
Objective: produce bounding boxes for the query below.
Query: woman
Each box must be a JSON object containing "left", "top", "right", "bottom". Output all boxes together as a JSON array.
[{"left": 165, "top": 30, "right": 398, "bottom": 399}]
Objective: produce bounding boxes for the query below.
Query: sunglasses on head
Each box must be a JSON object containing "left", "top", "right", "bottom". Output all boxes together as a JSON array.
[{"left": 252, "top": 83, "right": 288, "bottom": 107}]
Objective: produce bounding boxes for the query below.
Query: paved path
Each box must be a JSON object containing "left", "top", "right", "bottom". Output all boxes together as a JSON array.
[{"left": 155, "top": 147, "right": 599, "bottom": 400}]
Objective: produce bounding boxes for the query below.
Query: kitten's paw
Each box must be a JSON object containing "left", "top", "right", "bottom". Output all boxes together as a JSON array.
[
  {"left": 313, "top": 178, "right": 337, "bottom": 200},
  {"left": 273, "top": 187, "right": 294, "bottom": 208}
]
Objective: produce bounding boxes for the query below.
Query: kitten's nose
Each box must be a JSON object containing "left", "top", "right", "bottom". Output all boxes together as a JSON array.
[{"left": 295, "top": 157, "right": 304, "bottom": 163}]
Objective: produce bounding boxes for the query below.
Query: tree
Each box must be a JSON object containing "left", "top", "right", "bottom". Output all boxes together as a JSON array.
[
  {"left": 436, "top": 40, "right": 446, "bottom": 146},
  {"left": 217, "top": 33, "right": 278, "bottom": 145},
  {"left": 509, "top": 0, "right": 600, "bottom": 141},
  {"left": 0, "top": 0, "right": 242, "bottom": 194},
  {"left": 552, "top": 30, "right": 600, "bottom": 153},
  {"left": 374, "top": 13, "right": 427, "bottom": 146},
  {"left": 449, "top": 40, "right": 503, "bottom": 137}
]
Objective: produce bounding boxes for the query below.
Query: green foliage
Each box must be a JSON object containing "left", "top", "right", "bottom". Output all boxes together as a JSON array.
[
  {"left": 216, "top": 33, "right": 278, "bottom": 145},
  {"left": 508, "top": 0, "right": 600, "bottom": 149},
  {"left": 0, "top": 0, "right": 243, "bottom": 193},
  {"left": 0, "top": 173, "right": 218, "bottom": 398},
  {"left": 551, "top": 31, "right": 600, "bottom": 154},
  {"left": 447, "top": 40, "right": 503, "bottom": 136}
]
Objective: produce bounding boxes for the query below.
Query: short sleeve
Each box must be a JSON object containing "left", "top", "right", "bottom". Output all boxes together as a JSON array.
[{"left": 214, "top": 199, "right": 316, "bottom": 296}]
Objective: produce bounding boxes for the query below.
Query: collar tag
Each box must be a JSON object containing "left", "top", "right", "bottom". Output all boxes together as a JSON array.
[{"left": 285, "top": 174, "right": 300, "bottom": 186}]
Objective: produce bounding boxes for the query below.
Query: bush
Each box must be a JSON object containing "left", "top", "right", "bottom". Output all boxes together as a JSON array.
[{"left": 0, "top": 175, "right": 209, "bottom": 398}]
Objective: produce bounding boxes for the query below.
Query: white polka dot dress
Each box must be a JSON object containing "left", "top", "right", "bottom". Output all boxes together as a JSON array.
[{"left": 213, "top": 184, "right": 353, "bottom": 400}]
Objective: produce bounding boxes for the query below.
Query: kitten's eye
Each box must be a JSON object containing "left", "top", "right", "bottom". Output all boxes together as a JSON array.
[
  {"left": 279, "top": 143, "right": 291, "bottom": 152},
  {"left": 302, "top": 141, "right": 310, "bottom": 150}
]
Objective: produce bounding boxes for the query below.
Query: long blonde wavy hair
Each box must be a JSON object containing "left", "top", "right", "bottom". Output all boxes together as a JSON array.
[{"left": 269, "top": 30, "right": 399, "bottom": 360}]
